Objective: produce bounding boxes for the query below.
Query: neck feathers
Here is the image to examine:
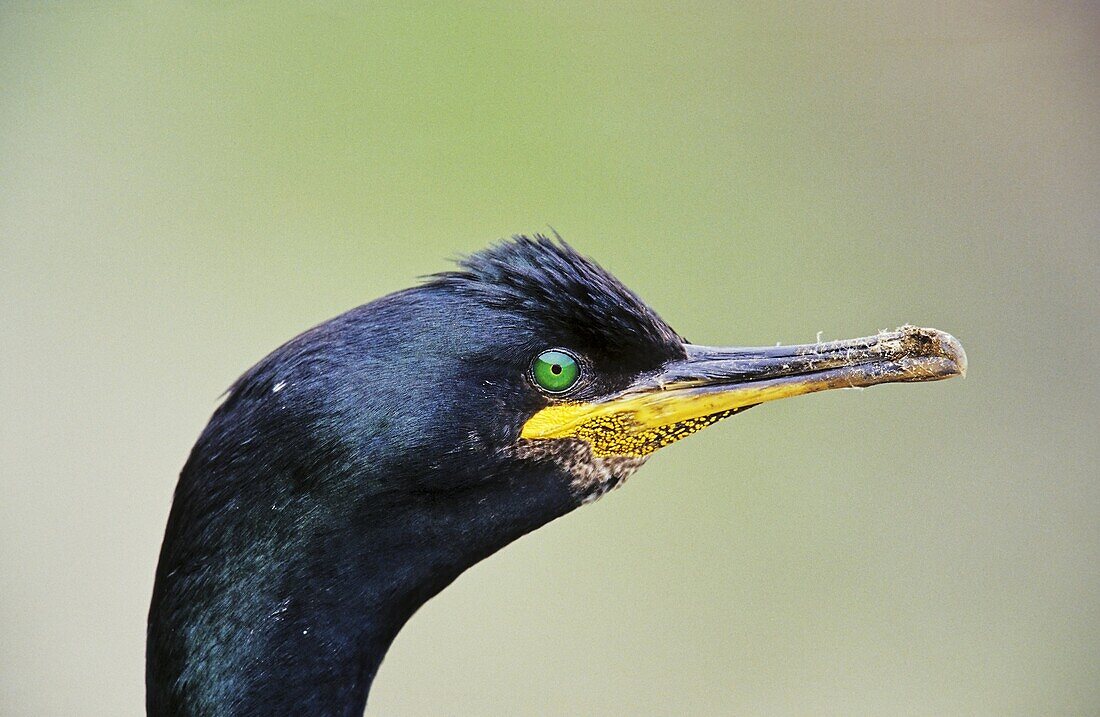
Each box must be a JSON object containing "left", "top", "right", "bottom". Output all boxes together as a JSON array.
[{"left": 147, "top": 451, "right": 576, "bottom": 715}]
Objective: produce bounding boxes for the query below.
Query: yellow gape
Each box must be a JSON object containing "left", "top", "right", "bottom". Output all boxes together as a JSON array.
[{"left": 525, "top": 407, "right": 740, "bottom": 459}]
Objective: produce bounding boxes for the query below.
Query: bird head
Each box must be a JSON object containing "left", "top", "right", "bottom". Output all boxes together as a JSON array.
[{"left": 195, "top": 234, "right": 965, "bottom": 578}]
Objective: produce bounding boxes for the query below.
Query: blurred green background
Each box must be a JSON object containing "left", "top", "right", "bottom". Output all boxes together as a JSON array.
[{"left": 2, "top": 3, "right": 1098, "bottom": 715}]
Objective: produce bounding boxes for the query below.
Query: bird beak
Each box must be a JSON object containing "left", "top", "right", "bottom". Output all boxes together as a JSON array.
[{"left": 520, "top": 325, "right": 966, "bottom": 458}]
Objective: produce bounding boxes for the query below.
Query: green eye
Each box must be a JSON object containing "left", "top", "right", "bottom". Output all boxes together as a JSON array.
[{"left": 531, "top": 349, "right": 580, "bottom": 393}]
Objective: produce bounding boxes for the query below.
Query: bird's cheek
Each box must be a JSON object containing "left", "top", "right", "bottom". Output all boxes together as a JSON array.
[{"left": 510, "top": 435, "right": 649, "bottom": 504}]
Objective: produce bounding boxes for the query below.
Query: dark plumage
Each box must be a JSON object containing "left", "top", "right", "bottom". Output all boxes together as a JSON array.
[
  {"left": 147, "top": 238, "right": 682, "bottom": 715},
  {"left": 148, "top": 236, "right": 965, "bottom": 715}
]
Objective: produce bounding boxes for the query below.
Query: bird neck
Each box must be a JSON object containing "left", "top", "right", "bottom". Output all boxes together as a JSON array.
[{"left": 147, "top": 454, "right": 576, "bottom": 715}]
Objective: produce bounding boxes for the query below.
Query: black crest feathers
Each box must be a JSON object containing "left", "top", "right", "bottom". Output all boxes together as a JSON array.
[{"left": 429, "top": 234, "right": 682, "bottom": 350}]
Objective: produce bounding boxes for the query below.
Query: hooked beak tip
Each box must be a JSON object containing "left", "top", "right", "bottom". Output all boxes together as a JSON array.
[
  {"left": 871, "top": 325, "right": 967, "bottom": 381},
  {"left": 937, "top": 330, "right": 968, "bottom": 378}
]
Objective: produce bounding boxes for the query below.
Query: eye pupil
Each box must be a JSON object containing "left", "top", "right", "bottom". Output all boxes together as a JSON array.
[{"left": 532, "top": 349, "right": 580, "bottom": 393}]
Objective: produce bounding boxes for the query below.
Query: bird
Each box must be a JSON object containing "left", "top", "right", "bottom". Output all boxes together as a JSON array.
[{"left": 147, "top": 235, "right": 966, "bottom": 716}]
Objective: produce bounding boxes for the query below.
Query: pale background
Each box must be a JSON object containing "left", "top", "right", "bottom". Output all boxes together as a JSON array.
[{"left": 2, "top": 3, "right": 1098, "bottom": 715}]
